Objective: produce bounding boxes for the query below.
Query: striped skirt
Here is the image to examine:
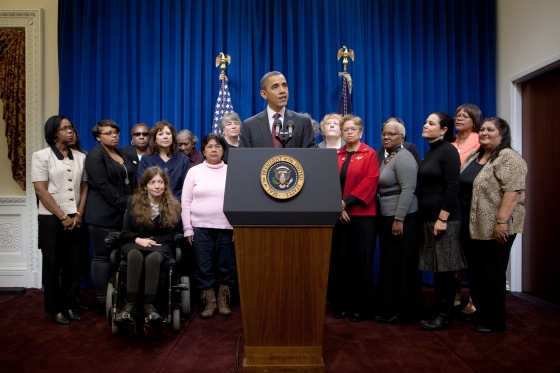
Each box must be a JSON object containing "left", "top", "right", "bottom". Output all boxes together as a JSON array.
[{"left": 419, "top": 220, "right": 467, "bottom": 272}]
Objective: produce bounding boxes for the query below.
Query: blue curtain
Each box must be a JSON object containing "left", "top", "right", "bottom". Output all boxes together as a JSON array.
[{"left": 58, "top": 0, "right": 495, "bottom": 154}]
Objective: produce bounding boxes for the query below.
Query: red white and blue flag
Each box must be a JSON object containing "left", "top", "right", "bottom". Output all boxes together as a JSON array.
[
  {"left": 336, "top": 72, "right": 353, "bottom": 115},
  {"left": 212, "top": 77, "right": 234, "bottom": 134}
]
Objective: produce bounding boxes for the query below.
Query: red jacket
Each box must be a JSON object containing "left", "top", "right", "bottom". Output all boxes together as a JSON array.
[{"left": 337, "top": 142, "right": 379, "bottom": 217}]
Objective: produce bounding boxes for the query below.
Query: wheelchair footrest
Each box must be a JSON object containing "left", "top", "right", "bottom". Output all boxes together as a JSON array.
[{"left": 173, "top": 284, "right": 189, "bottom": 291}]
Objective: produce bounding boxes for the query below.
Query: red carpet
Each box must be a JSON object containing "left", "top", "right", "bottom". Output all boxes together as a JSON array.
[{"left": 0, "top": 289, "right": 559, "bottom": 372}]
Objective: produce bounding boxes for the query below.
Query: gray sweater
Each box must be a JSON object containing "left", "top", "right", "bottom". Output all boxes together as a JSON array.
[{"left": 377, "top": 148, "right": 418, "bottom": 220}]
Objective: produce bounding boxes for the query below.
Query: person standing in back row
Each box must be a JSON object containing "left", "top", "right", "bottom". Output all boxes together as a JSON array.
[{"left": 240, "top": 71, "right": 315, "bottom": 148}]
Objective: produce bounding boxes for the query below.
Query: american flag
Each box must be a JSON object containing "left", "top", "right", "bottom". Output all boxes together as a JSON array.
[
  {"left": 212, "top": 77, "right": 234, "bottom": 134},
  {"left": 336, "top": 72, "right": 353, "bottom": 115}
]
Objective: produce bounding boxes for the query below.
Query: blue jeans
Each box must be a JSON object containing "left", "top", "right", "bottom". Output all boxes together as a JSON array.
[{"left": 193, "top": 227, "right": 236, "bottom": 290}]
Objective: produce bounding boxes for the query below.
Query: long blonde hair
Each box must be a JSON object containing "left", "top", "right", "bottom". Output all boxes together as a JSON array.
[{"left": 130, "top": 166, "right": 181, "bottom": 230}]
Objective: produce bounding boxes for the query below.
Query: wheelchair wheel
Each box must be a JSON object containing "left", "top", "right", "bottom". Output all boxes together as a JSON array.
[
  {"left": 111, "top": 322, "right": 120, "bottom": 336},
  {"left": 106, "top": 281, "right": 115, "bottom": 326},
  {"left": 180, "top": 276, "right": 191, "bottom": 318},
  {"left": 172, "top": 306, "right": 181, "bottom": 334}
]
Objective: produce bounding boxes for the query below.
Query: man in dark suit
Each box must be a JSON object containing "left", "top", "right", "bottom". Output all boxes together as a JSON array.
[
  {"left": 376, "top": 117, "right": 421, "bottom": 166},
  {"left": 240, "top": 71, "right": 315, "bottom": 148}
]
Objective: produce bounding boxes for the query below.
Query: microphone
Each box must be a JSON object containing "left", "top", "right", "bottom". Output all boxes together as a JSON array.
[
  {"left": 286, "top": 120, "right": 295, "bottom": 138},
  {"left": 274, "top": 119, "right": 282, "bottom": 137}
]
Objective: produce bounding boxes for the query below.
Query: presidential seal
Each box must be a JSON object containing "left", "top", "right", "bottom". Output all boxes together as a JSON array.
[{"left": 261, "top": 155, "right": 305, "bottom": 199}]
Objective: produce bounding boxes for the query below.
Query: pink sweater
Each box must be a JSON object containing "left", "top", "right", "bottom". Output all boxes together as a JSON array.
[{"left": 181, "top": 161, "right": 232, "bottom": 236}]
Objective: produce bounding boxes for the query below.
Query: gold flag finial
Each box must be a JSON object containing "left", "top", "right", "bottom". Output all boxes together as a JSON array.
[
  {"left": 215, "top": 52, "right": 231, "bottom": 81},
  {"left": 337, "top": 46, "right": 354, "bottom": 72}
]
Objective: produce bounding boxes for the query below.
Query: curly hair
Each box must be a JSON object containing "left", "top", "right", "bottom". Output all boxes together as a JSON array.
[
  {"left": 148, "top": 121, "right": 178, "bottom": 157},
  {"left": 129, "top": 166, "right": 181, "bottom": 230}
]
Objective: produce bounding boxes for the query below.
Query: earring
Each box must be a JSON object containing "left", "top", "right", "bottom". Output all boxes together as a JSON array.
[
  {"left": 400, "top": 143, "right": 403, "bottom": 149},
  {"left": 439, "top": 135, "right": 444, "bottom": 141},
  {"left": 131, "top": 140, "right": 134, "bottom": 145}
]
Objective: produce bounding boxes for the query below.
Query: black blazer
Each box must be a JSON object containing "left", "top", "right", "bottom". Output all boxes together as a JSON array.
[
  {"left": 121, "top": 145, "right": 140, "bottom": 168},
  {"left": 84, "top": 144, "right": 137, "bottom": 228},
  {"left": 376, "top": 141, "right": 421, "bottom": 167},
  {"left": 239, "top": 109, "right": 316, "bottom": 148}
]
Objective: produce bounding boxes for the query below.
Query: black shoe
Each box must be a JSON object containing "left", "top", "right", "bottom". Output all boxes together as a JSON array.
[
  {"left": 52, "top": 312, "right": 71, "bottom": 325},
  {"left": 333, "top": 311, "right": 347, "bottom": 319},
  {"left": 67, "top": 309, "right": 82, "bottom": 321},
  {"left": 475, "top": 325, "right": 504, "bottom": 333},
  {"left": 114, "top": 303, "right": 137, "bottom": 325},
  {"left": 74, "top": 294, "right": 90, "bottom": 312},
  {"left": 418, "top": 313, "right": 437, "bottom": 324},
  {"left": 376, "top": 314, "right": 399, "bottom": 324},
  {"left": 350, "top": 313, "right": 362, "bottom": 323},
  {"left": 96, "top": 301, "right": 107, "bottom": 315},
  {"left": 143, "top": 304, "right": 163, "bottom": 324},
  {"left": 421, "top": 314, "right": 451, "bottom": 331}
]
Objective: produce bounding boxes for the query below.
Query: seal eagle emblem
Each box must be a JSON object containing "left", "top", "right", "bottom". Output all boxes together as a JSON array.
[{"left": 261, "top": 155, "right": 305, "bottom": 199}]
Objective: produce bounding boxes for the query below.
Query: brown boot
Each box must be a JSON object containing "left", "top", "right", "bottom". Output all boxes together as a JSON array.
[
  {"left": 200, "top": 288, "right": 217, "bottom": 318},
  {"left": 217, "top": 284, "right": 231, "bottom": 316}
]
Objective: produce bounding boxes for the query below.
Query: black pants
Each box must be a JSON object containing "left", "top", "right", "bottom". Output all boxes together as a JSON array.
[
  {"left": 38, "top": 215, "right": 81, "bottom": 314},
  {"left": 377, "top": 213, "right": 421, "bottom": 319},
  {"left": 89, "top": 225, "right": 120, "bottom": 302},
  {"left": 126, "top": 249, "right": 164, "bottom": 304},
  {"left": 329, "top": 216, "right": 376, "bottom": 316},
  {"left": 464, "top": 235, "right": 516, "bottom": 331}
]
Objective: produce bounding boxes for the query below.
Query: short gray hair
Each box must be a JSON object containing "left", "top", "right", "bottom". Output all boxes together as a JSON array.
[
  {"left": 177, "top": 129, "right": 198, "bottom": 145},
  {"left": 383, "top": 121, "right": 406, "bottom": 137},
  {"left": 219, "top": 112, "right": 241, "bottom": 133}
]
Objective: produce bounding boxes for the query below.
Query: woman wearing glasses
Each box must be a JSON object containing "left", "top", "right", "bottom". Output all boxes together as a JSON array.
[
  {"left": 450, "top": 104, "right": 482, "bottom": 314},
  {"left": 329, "top": 114, "right": 379, "bottom": 322},
  {"left": 220, "top": 112, "right": 242, "bottom": 164},
  {"left": 138, "top": 121, "right": 190, "bottom": 201},
  {"left": 122, "top": 123, "right": 150, "bottom": 167},
  {"left": 85, "top": 119, "right": 137, "bottom": 313},
  {"left": 177, "top": 129, "right": 203, "bottom": 167},
  {"left": 32, "top": 116, "right": 88, "bottom": 324},
  {"left": 375, "top": 121, "right": 420, "bottom": 324}
]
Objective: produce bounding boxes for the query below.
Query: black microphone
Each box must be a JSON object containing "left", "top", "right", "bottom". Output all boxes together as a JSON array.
[
  {"left": 273, "top": 119, "right": 282, "bottom": 137},
  {"left": 286, "top": 120, "right": 295, "bottom": 138}
]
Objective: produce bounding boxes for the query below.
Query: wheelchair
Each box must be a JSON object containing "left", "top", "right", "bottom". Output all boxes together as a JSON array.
[{"left": 104, "top": 232, "right": 191, "bottom": 336}]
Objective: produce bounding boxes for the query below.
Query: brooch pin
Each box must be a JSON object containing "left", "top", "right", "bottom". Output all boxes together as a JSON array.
[
  {"left": 356, "top": 156, "right": 363, "bottom": 160},
  {"left": 341, "top": 157, "right": 346, "bottom": 161}
]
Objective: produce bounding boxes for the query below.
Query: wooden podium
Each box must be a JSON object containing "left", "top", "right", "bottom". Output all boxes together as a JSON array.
[{"left": 224, "top": 148, "right": 340, "bottom": 372}]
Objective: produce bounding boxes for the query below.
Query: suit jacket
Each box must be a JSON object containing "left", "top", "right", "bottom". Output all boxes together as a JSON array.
[
  {"left": 376, "top": 141, "right": 421, "bottom": 167},
  {"left": 239, "top": 109, "right": 316, "bottom": 148},
  {"left": 121, "top": 145, "right": 141, "bottom": 168},
  {"left": 84, "top": 144, "right": 137, "bottom": 228}
]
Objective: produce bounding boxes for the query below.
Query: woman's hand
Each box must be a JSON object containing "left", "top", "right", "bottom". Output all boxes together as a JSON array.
[
  {"left": 135, "top": 237, "right": 161, "bottom": 247},
  {"left": 494, "top": 223, "right": 509, "bottom": 244},
  {"left": 187, "top": 235, "right": 194, "bottom": 245},
  {"left": 392, "top": 220, "right": 404, "bottom": 238},
  {"left": 72, "top": 213, "right": 83, "bottom": 229},
  {"left": 61, "top": 216, "right": 74, "bottom": 230},
  {"left": 341, "top": 200, "right": 346, "bottom": 211},
  {"left": 433, "top": 220, "right": 447, "bottom": 236},
  {"left": 340, "top": 210, "right": 350, "bottom": 223}
]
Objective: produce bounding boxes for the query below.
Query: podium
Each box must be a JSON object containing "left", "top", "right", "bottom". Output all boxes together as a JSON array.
[{"left": 224, "top": 148, "right": 340, "bottom": 372}]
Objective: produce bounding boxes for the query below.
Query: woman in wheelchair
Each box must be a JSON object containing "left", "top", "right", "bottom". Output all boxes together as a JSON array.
[{"left": 114, "top": 166, "right": 182, "bottom": 325}]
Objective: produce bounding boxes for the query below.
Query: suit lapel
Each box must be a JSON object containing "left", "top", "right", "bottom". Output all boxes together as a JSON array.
[{"left": 257, "top": 110, "right": 274, "bottom": 148}]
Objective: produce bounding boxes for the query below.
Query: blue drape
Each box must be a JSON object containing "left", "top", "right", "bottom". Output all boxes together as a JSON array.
[{"left": 58, "top": 0, "right": 495, "bottom": 154}]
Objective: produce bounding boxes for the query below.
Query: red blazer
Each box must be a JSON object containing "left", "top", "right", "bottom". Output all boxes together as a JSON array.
[{"left": 337, "top": 142, "right": 379, "bottom": 217}]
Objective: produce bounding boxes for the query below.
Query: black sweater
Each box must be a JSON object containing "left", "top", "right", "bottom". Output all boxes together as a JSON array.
[{"left": 417, "top": 139, "right": 461, "bottom": 221}]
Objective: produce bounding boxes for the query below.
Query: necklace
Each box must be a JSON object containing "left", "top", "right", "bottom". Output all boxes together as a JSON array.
[
  {"left": 383, "top": 144, "right": 403, "bottom": 164},
  {"left": 111, "top": 157, "right": 130, "bottom": 185}
]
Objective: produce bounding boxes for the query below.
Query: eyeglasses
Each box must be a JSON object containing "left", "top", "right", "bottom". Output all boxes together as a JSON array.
[
  {"left": 381, "top": 132, "right": 401, "bottom": 138},
  {"left": 58, "top": 126, "right": 75, "bottom": 132},
  {"left": 132, "top": 132, "right": 148, "bottom": 137},
  {"left": 454, "top": 114, "right": 470, "bottom": 120},
  {"left": 99, "top": 131, "right": 120, "bottom": 136},
  {"left": 177, "top": 142, "right": 190, "bottom": 147},
  {"left": 225, "top": 121, "right": 240, "bottom": 127},
  {"left": 342, "top": 127, "right": 359, "bottom": 133}
]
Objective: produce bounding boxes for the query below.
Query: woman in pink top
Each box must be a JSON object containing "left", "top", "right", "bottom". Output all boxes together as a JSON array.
[
  {"left": 451, "top": 103, "right": 481, "bottom": 166},
  {"left": 181, "top": 133, "right": 235, "bottom": 319},
  {"left": 451, "top": 103, "right": 481, "bottom": 315}
]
